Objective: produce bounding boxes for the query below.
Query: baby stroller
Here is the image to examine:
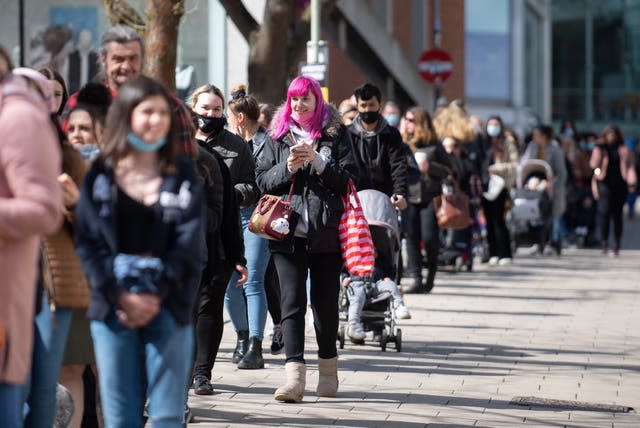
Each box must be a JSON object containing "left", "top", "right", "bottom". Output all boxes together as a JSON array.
[
  {"left": 509, "top": 159, "right": 553, "bottom": 251},
  {"left": 337, "top": 189, "right": 403, "bottom": 352}
]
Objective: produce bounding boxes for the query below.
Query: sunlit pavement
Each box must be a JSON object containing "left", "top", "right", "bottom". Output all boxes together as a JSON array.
[{"left": 184, "top": 214, "right": 640, "bottom": 427}]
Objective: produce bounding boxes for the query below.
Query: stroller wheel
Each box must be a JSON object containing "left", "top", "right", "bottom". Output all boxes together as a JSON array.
[
  {"left": 380, "top": 329, "right": 388, "bottom": 352},
  {"left": 338, "top": 325, "right": 345, "bottom": 349},
  {"left": 395, "top": 328, "right": 402, "bottom": 352}
]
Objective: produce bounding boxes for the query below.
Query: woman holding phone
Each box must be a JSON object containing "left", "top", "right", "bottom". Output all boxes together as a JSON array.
[{"left": 256, "top": 76, "right": 357, "bottom": 402}]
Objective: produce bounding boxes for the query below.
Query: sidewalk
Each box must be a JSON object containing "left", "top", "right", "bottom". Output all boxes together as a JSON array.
[{"left": 186, "top": 218, "right": 640, "bottom": 427}]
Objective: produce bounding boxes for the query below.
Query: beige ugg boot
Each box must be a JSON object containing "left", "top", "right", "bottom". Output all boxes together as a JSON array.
[
  {"left": 316, "top": 356, "right": 338, "bottom": 397},
  {"left": 274, "top": 362, "right": 306, "bottom": 402}
]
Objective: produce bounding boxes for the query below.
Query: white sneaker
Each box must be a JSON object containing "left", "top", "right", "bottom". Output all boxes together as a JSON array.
[
  {"left": 347, "top": 323, "right": 366, "bottom": 343},
  {"left": 395, "top": 305, "right": 412, "bottom": 320},
  {"left": 498, "top": 257, "right": 512, "bottom": 266},
  {"left": 488, "top": 256, "right": 500, "bottom": 265}
]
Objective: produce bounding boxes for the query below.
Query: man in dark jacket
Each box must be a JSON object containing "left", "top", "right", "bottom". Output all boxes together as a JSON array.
[{"left": 347, "top": 83, "right": 408, "bottom": 211}]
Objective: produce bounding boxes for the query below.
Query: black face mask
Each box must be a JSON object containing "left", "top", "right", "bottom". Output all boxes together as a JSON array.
[
  {"left": 197, "top": 113, "right": 227, "bottom": 134},
  {"left": 359, "top": 111, "right": 380, "bottom": 125}
]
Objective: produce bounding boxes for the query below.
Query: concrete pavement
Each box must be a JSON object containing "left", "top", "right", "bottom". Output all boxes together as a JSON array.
[{"left": 186, "top": 218, "right": 640, "bottom": 427}]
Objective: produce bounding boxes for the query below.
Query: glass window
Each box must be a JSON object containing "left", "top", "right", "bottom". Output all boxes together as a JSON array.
[
  {"left": 551, "top": 1, "right": 586, "bottom": 121},
  {"left": 552, "top": 0, "right": 640, "bottom": 126},
  {"left": 464, "top": 0, "right": 511, "bottom": 100}
]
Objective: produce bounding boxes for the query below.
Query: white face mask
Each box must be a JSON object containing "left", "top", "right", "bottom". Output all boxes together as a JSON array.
[{"left": 487, "top": 124, "right": 501, "bottom": 138}]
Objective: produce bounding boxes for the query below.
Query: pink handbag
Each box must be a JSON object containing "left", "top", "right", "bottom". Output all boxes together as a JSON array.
[{"left": 338, "top": 179, "right": 375, "bottom": 277}]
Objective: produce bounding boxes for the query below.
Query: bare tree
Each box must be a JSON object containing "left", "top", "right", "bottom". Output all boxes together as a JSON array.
[
  {"left": 219, "top": 0, "right": 335, "bottom": 105},
  {"left": 104, "top": 0, "right": 334, "bottom": 102}
]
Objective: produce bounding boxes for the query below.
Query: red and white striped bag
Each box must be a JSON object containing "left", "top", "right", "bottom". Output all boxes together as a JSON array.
[{"left": 338, "top": 179, "right": 375, "bottom": 277}]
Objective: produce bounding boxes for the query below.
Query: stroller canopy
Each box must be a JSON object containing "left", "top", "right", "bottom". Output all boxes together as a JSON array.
[
  {"left": 357, "top": 189, "right": 400, "bottom": 246},
  {"left": 517, "top": 159, "right": 553, "bottom": 189}
]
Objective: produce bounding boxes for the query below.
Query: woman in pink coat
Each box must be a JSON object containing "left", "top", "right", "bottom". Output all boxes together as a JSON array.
[{"left": 0, "top": 56, "right": 63, "bottom": 427}]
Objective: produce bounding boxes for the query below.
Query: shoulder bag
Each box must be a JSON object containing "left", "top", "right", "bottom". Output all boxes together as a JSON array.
[
  {"left": 433, "top": 177, "right": 471, "bottom": 230},
  {"left": 248, "top": 177, "right": 296, "bottom": 241}
]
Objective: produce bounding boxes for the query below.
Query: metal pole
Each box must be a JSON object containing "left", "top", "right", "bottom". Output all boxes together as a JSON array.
[
  {"left": 19, "top": 0, "right": 25, "bottom": 66},
  {"left": 433, "top": 0, "right": 441, "bottom": 48},
  {"left": 310, "top": 0, "right": 320, "bottom": 63},
  {"left": 433, "top": 0, "right": 441, "bottom": 111}
]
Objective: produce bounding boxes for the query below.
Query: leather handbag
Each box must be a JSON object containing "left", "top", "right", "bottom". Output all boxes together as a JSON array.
[
  {"left": 248, "top": 178, "right": 296, "bottom": 241},
  {"left": 433, "top": 178, "right": 471, "bottom": 230},
  {"left": 41, "top": 228, "right": 91, "bottom": 309}
]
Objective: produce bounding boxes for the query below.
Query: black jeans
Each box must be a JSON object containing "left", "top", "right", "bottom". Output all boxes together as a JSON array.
[
  {"left": 272, "top": 238, "right": 342, "bottom": 363},
  {"left": 404, "top": 200, "right": 439, "bottom": 279},
  {"left": 192, "top": 261, "right": 233, "bottom": 379},
  {"left": 597, "top": 182, "right": 626, "bottom": 249},
  {"left": 482, "top": 189, "right": 512, "bottom": 259}
]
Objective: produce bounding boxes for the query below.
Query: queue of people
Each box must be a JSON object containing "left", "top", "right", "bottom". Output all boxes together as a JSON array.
[{"left": 1, "top": 23, "right": 638, "bottom": 428}]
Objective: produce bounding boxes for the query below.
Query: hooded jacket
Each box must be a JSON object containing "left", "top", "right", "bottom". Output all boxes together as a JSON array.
[
  {"left": 256, "top": 106, "right": 357, "bottom": 254},
  {"left": 347, "top": 115, "right": 408, "bottom": 198}
]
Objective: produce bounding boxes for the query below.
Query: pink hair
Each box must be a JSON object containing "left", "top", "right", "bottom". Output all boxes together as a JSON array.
[{"left": 272, "top": 75, "right": 328, "bottom": 141}]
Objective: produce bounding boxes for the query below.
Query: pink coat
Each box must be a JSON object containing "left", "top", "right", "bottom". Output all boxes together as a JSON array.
[{"left": 0, "top": 78, "right": 62, "bottom": 384}]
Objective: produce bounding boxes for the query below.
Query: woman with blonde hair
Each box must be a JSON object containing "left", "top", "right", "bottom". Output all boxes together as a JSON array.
[
  {"left": 433, "top": 99, "right": 478, "bottom": 145},
  {"left": 402, "top": 107, "right": 451, "bottom": 293}
]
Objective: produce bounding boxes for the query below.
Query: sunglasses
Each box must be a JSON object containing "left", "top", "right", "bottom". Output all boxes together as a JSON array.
[{"left": 404, "top": 116, "right": 415, "bottom": 123}]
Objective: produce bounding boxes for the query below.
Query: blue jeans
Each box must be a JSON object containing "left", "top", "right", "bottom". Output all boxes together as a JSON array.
[
  {"left": 225, "top": 206, "right": 269, "bottom": 340},
  {"left": 0, "top": 383, "right": 24, "bottom": 428},
  {"left": 91, "top": 308, "right": 193, "bottom": 428},
  {"left": 22, "top": 292, "right": 73, "bottom": 428}
]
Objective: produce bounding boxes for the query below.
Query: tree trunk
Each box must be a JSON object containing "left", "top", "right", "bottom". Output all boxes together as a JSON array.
[
  {"left": 143, "top": 0, "right": 184, "bottom": 91},
  {"left": 247, "top": 0, "right": 291, "bottom": 105}
]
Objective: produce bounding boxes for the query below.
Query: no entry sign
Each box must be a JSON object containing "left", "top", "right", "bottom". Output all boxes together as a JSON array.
[{"left": 417, "top": 48, "right": 453, "bottom": 85}]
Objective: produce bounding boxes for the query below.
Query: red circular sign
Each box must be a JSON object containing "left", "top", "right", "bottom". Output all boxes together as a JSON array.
[{"left": 417, "top": 48, "right": 453, "bottom": 85}]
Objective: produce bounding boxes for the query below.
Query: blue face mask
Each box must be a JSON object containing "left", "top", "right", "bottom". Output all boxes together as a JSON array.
[
  {"left": 76, "top": 143, "right": 100, "bottom": 160},
  {"left": 126, "top": 132, "right": 168, "bottom": 153},
  {"left": 384, "top": 114, "right": 400, "bottom": 127},
  {"left": 579, "top": 141, "right": 595, "bottom": 151}
]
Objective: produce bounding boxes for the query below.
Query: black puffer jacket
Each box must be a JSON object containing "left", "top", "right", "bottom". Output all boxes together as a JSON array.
[{"left": 256, "top": 108, "right": 357, "bottom": 254}]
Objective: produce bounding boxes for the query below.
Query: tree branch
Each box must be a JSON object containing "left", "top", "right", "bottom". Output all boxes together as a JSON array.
[
  {"left": 103, "top": 0, "right": 146, "bottom": 35},
  {"left": 218, "top": 0, "right": 259, "bottom": 43}
]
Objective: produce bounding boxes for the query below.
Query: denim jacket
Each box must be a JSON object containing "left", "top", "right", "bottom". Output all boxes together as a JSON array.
[{"left": 75, "top": 155, "right": 205, "bottom": 325}]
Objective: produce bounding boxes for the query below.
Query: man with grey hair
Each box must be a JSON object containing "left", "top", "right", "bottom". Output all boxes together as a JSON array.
[{"left": 62, "top": 25, "right": 195, "bottom": 155}]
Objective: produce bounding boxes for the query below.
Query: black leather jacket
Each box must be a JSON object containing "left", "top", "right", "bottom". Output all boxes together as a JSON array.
[{"left": 256, "top": 109, "right": 357, "bottom": 254}]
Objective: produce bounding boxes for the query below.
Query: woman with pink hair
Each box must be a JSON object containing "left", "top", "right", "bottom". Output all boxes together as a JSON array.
[{"left": 256, "top": 76, "right": 357, "bottom": 402}]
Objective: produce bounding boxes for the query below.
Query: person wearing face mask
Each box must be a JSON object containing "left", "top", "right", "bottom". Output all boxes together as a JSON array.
[
  {"left": 74, "top": 76, "right": 204, "bottom": 427},
  {"left": 188, "top": 83, "right": 251, "bottom": 397},
  {"left": 347, "top": 83, "right": 408, "bottom": 212},
  {"left": 481, "top": 116, "right": 518, "bottom": 265},
  {"left": 381, "top": 100, "right": 401, "bottom": 127}
]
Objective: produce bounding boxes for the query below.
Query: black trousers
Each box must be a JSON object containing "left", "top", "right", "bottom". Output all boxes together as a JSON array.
[
  {"left": 481, "top": 189, "right": 512, "bottom": 259},
  {"left": 192, "top": 261, "right": 233, "bottom": 379},
  {"left": 404, "top": 200, "right": 440, "bottom": 278},
  {"left": 272, "top": 238, "right": 342, "bottom": 363},
  {"left": 264, "top": 256, "right": 282, "bottom": 326},
  {"left": 597, "top": 182, "right": 626, "bottom": 249}
]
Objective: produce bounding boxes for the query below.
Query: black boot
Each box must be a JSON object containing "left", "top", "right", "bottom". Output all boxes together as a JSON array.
[
  {"left": 231, "top": 331, "right": 249, "bottom": 364},
  {"left": 238, "top": 337, "right": 264, "bottom": 369},
  {"left": 403, "top": 276, "right": 425, "bottom": 294},
  {"left": 424, "top": 265, "right": 436, "bottom": 293}
]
